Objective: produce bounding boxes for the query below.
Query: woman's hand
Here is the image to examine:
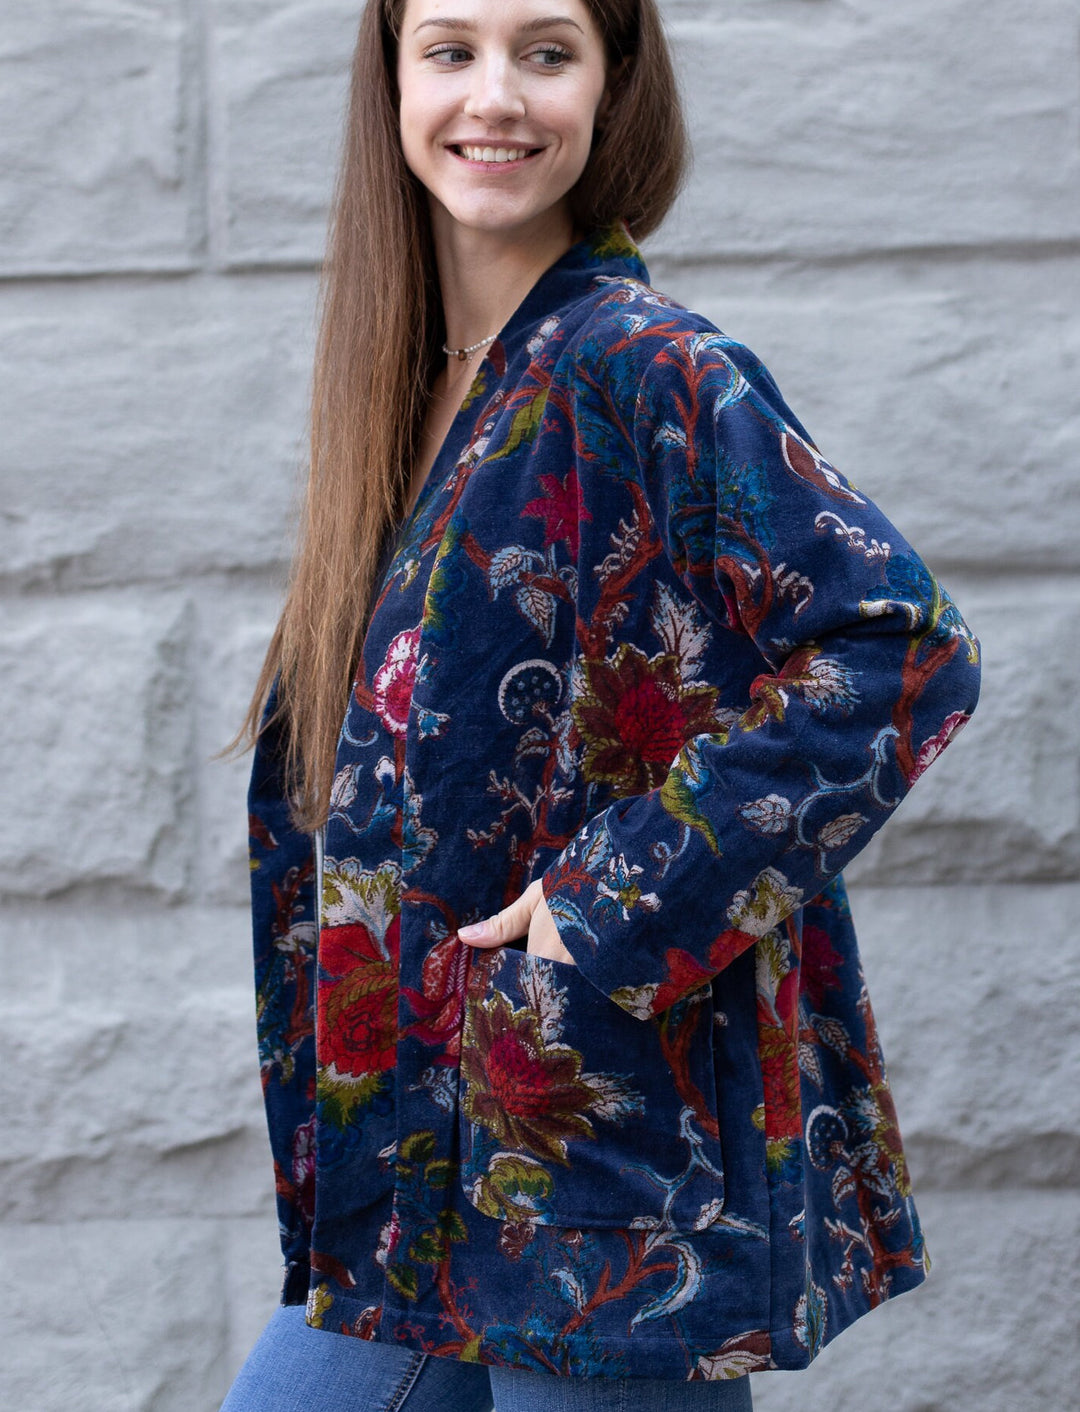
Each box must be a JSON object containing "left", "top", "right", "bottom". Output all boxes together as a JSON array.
[{"left": 457, "top": 879, "right": 576, "bottom": 965}]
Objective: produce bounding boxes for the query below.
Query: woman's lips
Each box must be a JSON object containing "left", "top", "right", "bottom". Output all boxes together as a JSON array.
[{"left": 448, "top": 145, "right": 544, "bottom": 170}]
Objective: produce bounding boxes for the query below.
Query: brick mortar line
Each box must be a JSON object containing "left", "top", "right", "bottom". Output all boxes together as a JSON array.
[
  {"left": 180, "top": 0, "right": 210, "bottom": 265},
  {"left": 650, "top": 237, "right": 1080, "bottom": 274},
  {"left": 3, "top": 562, "right": 1079, "bottom": 605},
  {"left": 3, "top": 238, "right": 1080, "bottom": 288}
]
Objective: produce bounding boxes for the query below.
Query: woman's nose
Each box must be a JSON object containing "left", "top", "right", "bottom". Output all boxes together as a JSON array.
[{"left": 463, "top": 56, "right": 526, "bottom": 124}]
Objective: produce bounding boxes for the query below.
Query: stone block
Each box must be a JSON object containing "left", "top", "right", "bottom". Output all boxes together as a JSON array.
[
  {"left": 643, "top": 252, "right": 1080, "bottom": 572},
  {"left": 662, "top": 0, "right": 1080, "bottom": 259},
  {"left": 0, "top": 902, "right": 279, "bottom": 1222},
  {"left": 0, "top": 1, "right": 198, "bottom": 275},
  {"left": 849, "top": 883, "right": 1080, "bottom": 1190},
  {"left": 748, "top": 1189, "right": 1080, "bottom": 1410},
  {"left": 0, "top": 595, "right": 192, "bottom": 898},
  {"left": 0, "top": 974, "right": 275, "bottom": 1222},
  {"left": 211, "top": 0, "right": 358, "bottom": 265},
  {"left": 0, "top": 275, "right": 315, "bottom": 589},
  {"left": 847, "top": 588, "right": 1080, "bottom": 884},
  {"left": 0, "top": 1219, "right": 230, "bottom": 1411},
  {"left": 0, "top": 901, "right": 255, "bottom": 1013}
]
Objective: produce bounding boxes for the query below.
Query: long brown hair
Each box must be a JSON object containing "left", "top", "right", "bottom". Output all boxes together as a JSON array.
[{"left": 234, "top": 0, "right": 690, "bottom": 832}]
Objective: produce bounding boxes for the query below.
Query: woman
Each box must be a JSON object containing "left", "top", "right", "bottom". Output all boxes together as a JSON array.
[{"left": 225, "top": 0, "right": 981, "bottom": 1407}]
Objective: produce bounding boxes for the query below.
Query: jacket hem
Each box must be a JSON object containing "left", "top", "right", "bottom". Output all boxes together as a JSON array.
[{"left": 297, "top": 1260, "right": 928, "bottom": 1377}]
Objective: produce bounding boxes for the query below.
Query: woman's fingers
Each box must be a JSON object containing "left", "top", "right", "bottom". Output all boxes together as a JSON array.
[
  {"left": 457, "top": 881, "right": 575, "bottom": 964},
  {"left": 457, "top": 879, "right": 542, "bottom": 948}
]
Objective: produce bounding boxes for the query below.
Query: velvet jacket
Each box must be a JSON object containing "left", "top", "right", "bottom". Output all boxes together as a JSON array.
[{"left": 247, "top": 220, "right": 981, "bottom": 1380}]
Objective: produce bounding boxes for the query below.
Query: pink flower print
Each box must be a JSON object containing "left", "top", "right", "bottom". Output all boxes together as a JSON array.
[
  {"left": 375, "top": 1209, "right": 401, "bottom": 1269},
  {"left": 373, "top": 625, "right": 422, "bottom": 736},
  {"left": 291, "top": 1115, "right": 317, "bottom": 1226},
  {"left": 523, "top": 469, "right": 591, "bottom": 556},
  {"left": 909, "top": 710, "right": 971, "bottom": 783}
]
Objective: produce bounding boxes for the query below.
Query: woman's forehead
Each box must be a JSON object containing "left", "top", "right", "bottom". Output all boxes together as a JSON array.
[{"left": 399, "top": 0, "right": 599, "bottom": 38}]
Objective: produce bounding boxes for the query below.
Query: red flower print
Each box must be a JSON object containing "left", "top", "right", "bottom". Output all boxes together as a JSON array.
[
  {"left": 461, "top": 986, "right": 640, "bottom": 1165},
  {"left": 574, "top": 644, "right": 721, "bottom": 795},
  {"left": 801, "top": 922, "right": 845, "bottom": 1015},
  {"left": 317, "top": 916, "right": 401, "bottom": 1077},
  {"left": 371, "top": 626, "right": 421, "bottom": 736},
  {"left": 401, "top": 931, "right": 468, "bottom": 1062},
  {"left": 523, "top": 469, "right": 591, "bottom": 556},
  {"left": 757, "top": 1022, "right": 802, "bottom": 1143},
  {"left": 707, "top": 927, "right": 758, "bottom": 977},
  {"left": 650, "top": 945, "right": 714, "bottom": 1016}
]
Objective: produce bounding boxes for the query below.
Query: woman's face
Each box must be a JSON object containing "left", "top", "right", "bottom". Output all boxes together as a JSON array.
[{"left": 396, "top": 0, "right": 611, "bottom": 241}]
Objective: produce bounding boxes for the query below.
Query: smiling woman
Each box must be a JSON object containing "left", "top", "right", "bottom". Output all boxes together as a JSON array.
[
  {"left": 220, "top": 1, "right": 980, "bottom": 1409},
  {"left": 397, "top": 5, "right": 611, "bottom": 244}
]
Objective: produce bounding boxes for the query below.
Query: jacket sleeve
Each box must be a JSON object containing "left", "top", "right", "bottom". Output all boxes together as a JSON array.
[
  {"left": 248, "top": 682, "right": 318, "bottom": 1303},
  {"left": 540, "top": 331, "right": 981, "bottom": 1019}
]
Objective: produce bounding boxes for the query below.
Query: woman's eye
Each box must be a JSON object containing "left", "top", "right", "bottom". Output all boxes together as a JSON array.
[
  {"left": 425, "top": 45, "right": 473, "bottom": 64},
  {"left": 422, "top": 43, "right": 573, "bottom": 68},
  {"left": 530, "top": 45, "right": 573, "bottom": 67}
]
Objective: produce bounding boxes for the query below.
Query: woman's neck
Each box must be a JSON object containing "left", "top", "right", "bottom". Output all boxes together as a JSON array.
[{"left": 430, "top": 205, "right": 580, "bottom": 360}]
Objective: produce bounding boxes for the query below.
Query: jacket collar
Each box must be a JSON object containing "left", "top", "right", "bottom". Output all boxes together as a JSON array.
[{"left": 495, "top": 218, "right": 651, "bottom": 358}]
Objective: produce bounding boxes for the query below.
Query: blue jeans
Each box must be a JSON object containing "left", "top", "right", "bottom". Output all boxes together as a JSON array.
[{"left": 220, "top": 1304, "right": 755, "bottom": 1411}]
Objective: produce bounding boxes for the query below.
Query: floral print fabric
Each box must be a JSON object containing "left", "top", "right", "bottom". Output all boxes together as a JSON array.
[{"left": 247, "top": 221, "right": 980, "bottom": 1378}]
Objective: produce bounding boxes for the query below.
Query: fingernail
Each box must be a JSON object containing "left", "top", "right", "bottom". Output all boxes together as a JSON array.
[{"left": 458, "top": 921, "right": 490, "bottom": 940}]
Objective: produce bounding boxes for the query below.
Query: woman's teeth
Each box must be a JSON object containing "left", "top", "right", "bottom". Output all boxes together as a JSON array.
[{"left": 457, "top": 146, "right": 535, "bottom": 163}]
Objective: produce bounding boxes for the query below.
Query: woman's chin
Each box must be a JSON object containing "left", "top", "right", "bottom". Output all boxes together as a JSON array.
[{"left": 430, "top": 200, "right": 576, "bottom": 248}]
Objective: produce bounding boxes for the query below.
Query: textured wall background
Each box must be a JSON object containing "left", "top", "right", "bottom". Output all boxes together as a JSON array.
[{"left": 1, "top": 1, "right": 1077, "bottom": 1408}]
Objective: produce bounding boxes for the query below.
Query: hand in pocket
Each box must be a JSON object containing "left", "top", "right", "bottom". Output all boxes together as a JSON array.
[{"left": 457, "top": 878, "right": 576, "bottom": 965}]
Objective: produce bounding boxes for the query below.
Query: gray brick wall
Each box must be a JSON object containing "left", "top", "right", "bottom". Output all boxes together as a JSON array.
[{"left": 1, "top": 2, "right": 1076, "bottom": 1407}]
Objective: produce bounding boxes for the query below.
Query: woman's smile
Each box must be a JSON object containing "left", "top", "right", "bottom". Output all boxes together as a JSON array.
[
  {"left": 446, "top": 142, "right": 546, "bottom": 168},
  {"left": 397, "top": 0, "right": 611, "bottom": 240}
]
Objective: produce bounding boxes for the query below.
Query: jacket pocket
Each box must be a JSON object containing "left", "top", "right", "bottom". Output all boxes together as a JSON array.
[{"left": 458, "top": 945, "right": 726, "bottom": 1230}]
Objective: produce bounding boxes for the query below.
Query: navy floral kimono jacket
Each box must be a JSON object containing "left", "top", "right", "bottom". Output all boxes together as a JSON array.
[{"left": 248, "top": 220, "right": 981, "bottom": 1381}]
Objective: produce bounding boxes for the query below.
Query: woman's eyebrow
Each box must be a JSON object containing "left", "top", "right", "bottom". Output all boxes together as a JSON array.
[{"left": 413, "top": 15, "right": 586, "bottom": 36}]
